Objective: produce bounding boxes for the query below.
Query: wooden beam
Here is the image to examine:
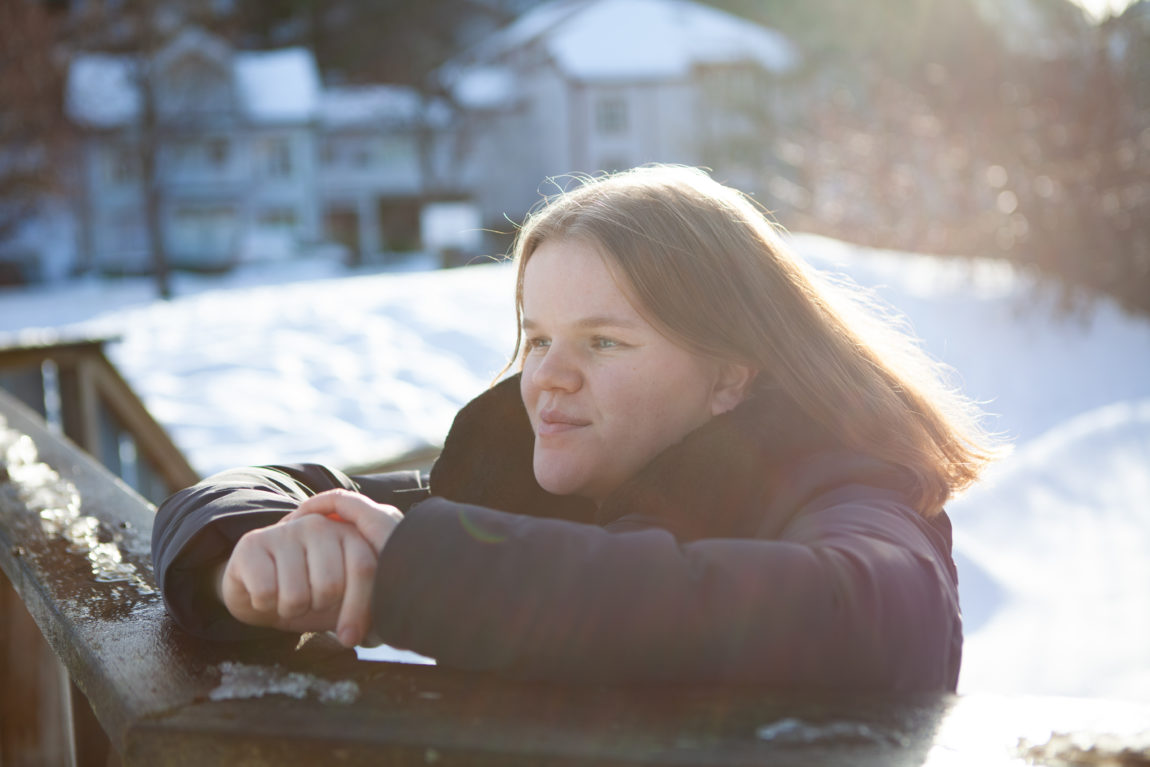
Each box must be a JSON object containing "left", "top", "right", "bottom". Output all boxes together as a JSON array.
[
  {"left": 0, "top": 569, "right": 76, "bottom": 767},
  {"left": 75, "top": 356, "right": 103, "bottom": 463},
  {"left": 86, "top": 355, "right": 199, "bottom": 491},
  {"left": 0, "top": 339, "right": 199, "bottom": 495}
]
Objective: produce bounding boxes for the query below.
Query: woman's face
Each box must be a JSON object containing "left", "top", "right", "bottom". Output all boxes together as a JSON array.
[{"left": 520, "top": 237, "right": 747, "bottom": 502}]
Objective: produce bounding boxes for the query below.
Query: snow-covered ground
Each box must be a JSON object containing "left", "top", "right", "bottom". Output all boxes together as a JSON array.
[{"left": 1, "top": 233, "right": 1147, "bottom": 703}]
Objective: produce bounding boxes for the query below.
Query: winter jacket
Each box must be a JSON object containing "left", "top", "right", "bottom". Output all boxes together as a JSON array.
[{"left": 152, "top": 375, "right": 963, "bottom": 691}]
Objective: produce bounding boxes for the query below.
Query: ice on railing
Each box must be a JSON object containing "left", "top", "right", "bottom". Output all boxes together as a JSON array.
[
  {"left": 756, "top": 718, "right": 911, "bottom": 747},
  {"left": 210, "top": 660, "right": 359, "bottom": 705},
  {"left": 0, "top": 414, "right": 154, "bottom": 594}
]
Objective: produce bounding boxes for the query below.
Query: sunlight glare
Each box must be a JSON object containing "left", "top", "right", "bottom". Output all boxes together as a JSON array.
[{"left": 1069, "top": 0, "right": 1137, "bottom": 22}]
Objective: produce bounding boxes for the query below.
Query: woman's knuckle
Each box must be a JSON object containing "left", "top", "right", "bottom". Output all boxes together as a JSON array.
[
  {"left": 348, "top": 552, "right": 377, "bottom": 579},
  {"left": 295, "top": 515, "right": 321, "bottom": 531},
  {"left": 281, "top": 592, "right": 309, "bottom": 615},
  {"left": 314, "top": 581, "right": 341, "bottom": 606},
  {"left": 249, "top": 584, "right": 276, "bottom": 606}
]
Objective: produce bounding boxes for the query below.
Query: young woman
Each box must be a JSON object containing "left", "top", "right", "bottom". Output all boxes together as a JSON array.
[{"left": 152, "top": 165, "right": 1000, "bottom": 691}]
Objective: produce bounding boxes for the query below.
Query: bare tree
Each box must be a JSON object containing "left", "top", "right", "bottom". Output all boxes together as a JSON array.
[
  {"left": 63, "top": 0, "right": 179, "bottom": 297},
  {"left": 0, "top": 1, "right": 67, "bottom": 258}
]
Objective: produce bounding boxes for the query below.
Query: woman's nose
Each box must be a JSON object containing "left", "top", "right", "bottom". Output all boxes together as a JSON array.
[{"left": 531, "top": 343, "right": 582, "bottom": 392}]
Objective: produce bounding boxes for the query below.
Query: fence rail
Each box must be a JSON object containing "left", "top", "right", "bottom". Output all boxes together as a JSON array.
[{"left": 0, "top": 337, "right": 198, "bottom": 505}]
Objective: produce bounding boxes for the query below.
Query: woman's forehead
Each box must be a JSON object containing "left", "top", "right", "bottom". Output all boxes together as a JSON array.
[{"left": 521, "top": 239, "right": 645, "bottom": 322}]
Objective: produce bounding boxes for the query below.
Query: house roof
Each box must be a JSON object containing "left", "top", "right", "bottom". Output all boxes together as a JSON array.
[
  {"left": 235, "top": 48, "right": 322, "bottom": 123},
  {"left": 67, "top": 54, "right": 141, "bottom": 129},
  {"left": 468, "top": 0, "right": 799, "bottom": 80},
  {"left": 66, "top": 31, "right": 322, "bottom": 127}
]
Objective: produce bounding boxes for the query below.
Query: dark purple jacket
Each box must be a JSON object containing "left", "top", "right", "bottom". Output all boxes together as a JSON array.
[{"left": 152, "top": 376, "right": 962, "bottom": 691}]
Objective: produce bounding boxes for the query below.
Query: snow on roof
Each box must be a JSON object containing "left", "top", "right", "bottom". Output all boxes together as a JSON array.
[
  {"left": 66, "top": 54, "right": 140, "bottom": 128},
  {"left": 485, "top": 0, "right": 587, "bottom": 53},
  {"left": 473, "top": 0, "right": 799, "bottom": 81},
  {"left": 321, "top": 85, "right": 423, "bottom": 127},
  {"left": 450, "top": 66, "right": 518, "bottom": 109},
  {"left": 234, "top": 48, "right": 321, "bottom": 122},
  {"left": 66, "top": 39, "right": 321, "bottom": 126}
]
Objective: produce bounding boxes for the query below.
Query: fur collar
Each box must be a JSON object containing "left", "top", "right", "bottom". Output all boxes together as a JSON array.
[{"left": 429, "top": 375, "right": 845, "bottom": 540}]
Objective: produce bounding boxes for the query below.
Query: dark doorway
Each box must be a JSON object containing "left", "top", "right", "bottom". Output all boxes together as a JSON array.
[
  {"left": 325, "top": 207, "right": 361, "bottom": 266},
  {"left": 377, "top": 198, "right": 421, "bottom": 253}
]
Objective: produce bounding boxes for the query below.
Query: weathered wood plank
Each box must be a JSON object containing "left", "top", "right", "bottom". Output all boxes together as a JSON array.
[
  {"left": 0, "top": 388, "right": 203, "bottom": 754},
  {"left": 0, "top": 568, "right": 75, "bottom": 767}
]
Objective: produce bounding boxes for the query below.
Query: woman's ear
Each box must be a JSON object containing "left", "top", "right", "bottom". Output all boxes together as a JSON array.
[{"left": 709, "top": 363, "right": 758, "bottom": 416}]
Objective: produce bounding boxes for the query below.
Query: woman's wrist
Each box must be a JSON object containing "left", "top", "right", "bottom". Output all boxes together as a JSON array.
[{"left": 211, "top": 559, "right": 229, "bottom": 606}]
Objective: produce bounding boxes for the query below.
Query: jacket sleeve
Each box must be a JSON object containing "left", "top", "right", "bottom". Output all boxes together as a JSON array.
[
  {"left": 369, "top": 488, "right": 961, "bottom": 692},
  {"left": 151, "top": 464, "right": 428, "bottom": 640}
]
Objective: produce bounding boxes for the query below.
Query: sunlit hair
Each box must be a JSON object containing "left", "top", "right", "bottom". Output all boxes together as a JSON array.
[{"left": 507, "top": 164, "right": 1005, "bottom": 517}]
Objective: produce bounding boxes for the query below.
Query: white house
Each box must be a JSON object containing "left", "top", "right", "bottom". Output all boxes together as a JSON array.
[
  {"left": 318, "top": 85, "right": 444, "bottom": 263},
  {"left": 442, "top": 0, "right": 801, "bottom": 227},
  {"left": 59, "top": 3, "right": 800, "bottom": 277},
  {"left": 65, "top": 28, "right": 455, "bottom": 274}
]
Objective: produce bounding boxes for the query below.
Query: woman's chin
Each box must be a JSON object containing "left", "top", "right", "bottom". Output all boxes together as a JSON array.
[
  {"left": 534, "top": 472, "right": 580, "bottom": 498},
  {"left": 532, "top": 460, "right": 589, "bottom": 499}
]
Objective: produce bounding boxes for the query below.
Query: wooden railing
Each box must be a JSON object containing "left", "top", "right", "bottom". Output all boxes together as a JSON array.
[
  {"left": 0, "top": 337, "right": 198, "bottom": 505},
  {"left": 1, "top": 389, "right": 1147, "bottom": 766}
]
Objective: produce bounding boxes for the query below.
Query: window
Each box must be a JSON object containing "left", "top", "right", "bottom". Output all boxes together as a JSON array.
[
  {"left": 107, "top": 145, "right": 138, "bottom": 185},
  {"left": 111, "top": 208, "right": 145, "bottom": 253},
  {"left": 258, "top": 207, "right": 298, "bottom": 231},
  {"left": 206, "top": 138, "right": 230, "bottom": 168},
  {"left": 168, "top": 140, "right": 197, "bottom": 173},
  {"left": 171, "top": 205, "right": 237, "bottom": 255},
  {"left": 723, "top": 67, "right": 758, "bottom": 107},
  {"left": 595, "top": 96, "right": 628, "bottom": 134},
  {"left": 326, "top": 136, "right": 374, "bottom": 167},
  {"left": 261, "top": 137, "right": 293, "bottom": 178},
  {"left": 322, "top": 136, "right": 402, "bottom": 168},
  {"left": 378, "top": 136, "right": 413, "bottom": 165},
  {"left": 162, "top": 54, "right": 232, "bottom": 116}
]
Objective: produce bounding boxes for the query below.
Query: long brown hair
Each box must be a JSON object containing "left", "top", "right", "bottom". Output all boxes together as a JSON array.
[{"left": 508, "top": 165, "right": 1004, "bottom": 516}]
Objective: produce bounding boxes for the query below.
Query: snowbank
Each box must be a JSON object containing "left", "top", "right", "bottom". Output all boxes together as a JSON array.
[{"left": 952, "top": 399, "right": 1150, "bottom": 702}]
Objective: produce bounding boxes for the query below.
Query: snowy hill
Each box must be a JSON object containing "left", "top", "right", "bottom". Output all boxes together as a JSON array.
[
  {"left": 953, "top": 399, "right": 1150, "bottom": 701},
  {"left": 1, "top": 234, "right": 1147, "bottom": 703}
]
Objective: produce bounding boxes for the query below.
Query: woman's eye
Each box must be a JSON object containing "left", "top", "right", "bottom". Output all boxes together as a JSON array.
[
  {"left": 592, "top": 336, "right": 621, "bottom": 350},
  {"left": 525, "top": 336, "right": 551, "bottom": 351}
]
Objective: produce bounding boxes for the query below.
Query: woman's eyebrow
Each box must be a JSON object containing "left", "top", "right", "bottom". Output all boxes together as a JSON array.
[
  {"left": 522, "top": 315, "right": 641, "bottom": 330},
  {"left": 575, "top": 315, "right": 641, "bottom": 330}
]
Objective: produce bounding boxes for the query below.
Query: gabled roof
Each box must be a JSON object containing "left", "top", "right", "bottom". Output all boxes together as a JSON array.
[
  {"left": 67, "top": 54, "right": 141, "bottom": 128},
  {"left": 66, "top": 29, "right": 321, "bottom": 128},
  {"left": 234, "top": 48, "right": 321, "bottom": 122},
  {"left": 466, "top": 0, "right": 799, "bottom": 80}
]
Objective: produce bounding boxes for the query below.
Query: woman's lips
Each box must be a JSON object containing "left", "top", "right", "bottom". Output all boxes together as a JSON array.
[{"left": 538, "top": 410, "right": 590, "bottom": 435}]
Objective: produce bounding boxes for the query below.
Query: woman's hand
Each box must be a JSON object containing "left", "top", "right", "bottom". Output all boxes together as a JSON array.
[{"left": 217, "top": 490, "right": 403, "bottom": 647}]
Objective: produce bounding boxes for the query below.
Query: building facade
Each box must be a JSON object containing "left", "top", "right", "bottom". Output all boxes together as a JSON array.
[
  {"left": 65, "top": 28, "right": 448, "bottom": 274},
  {"left": 444, "top": 0, "right": 800, "bottom": 228},
  {"left": 59, "top": 1, "right": 800, "bottom": 277}
]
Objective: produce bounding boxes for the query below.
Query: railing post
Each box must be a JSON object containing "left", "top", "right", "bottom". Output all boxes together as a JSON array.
[{"left": 0, "top": 568, "right": 75, "bottom": 767}]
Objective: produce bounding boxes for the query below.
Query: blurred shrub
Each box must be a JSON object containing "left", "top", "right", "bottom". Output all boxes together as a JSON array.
[{"left": 721, "top": 0, "right": 1150, "bottom": 316}]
